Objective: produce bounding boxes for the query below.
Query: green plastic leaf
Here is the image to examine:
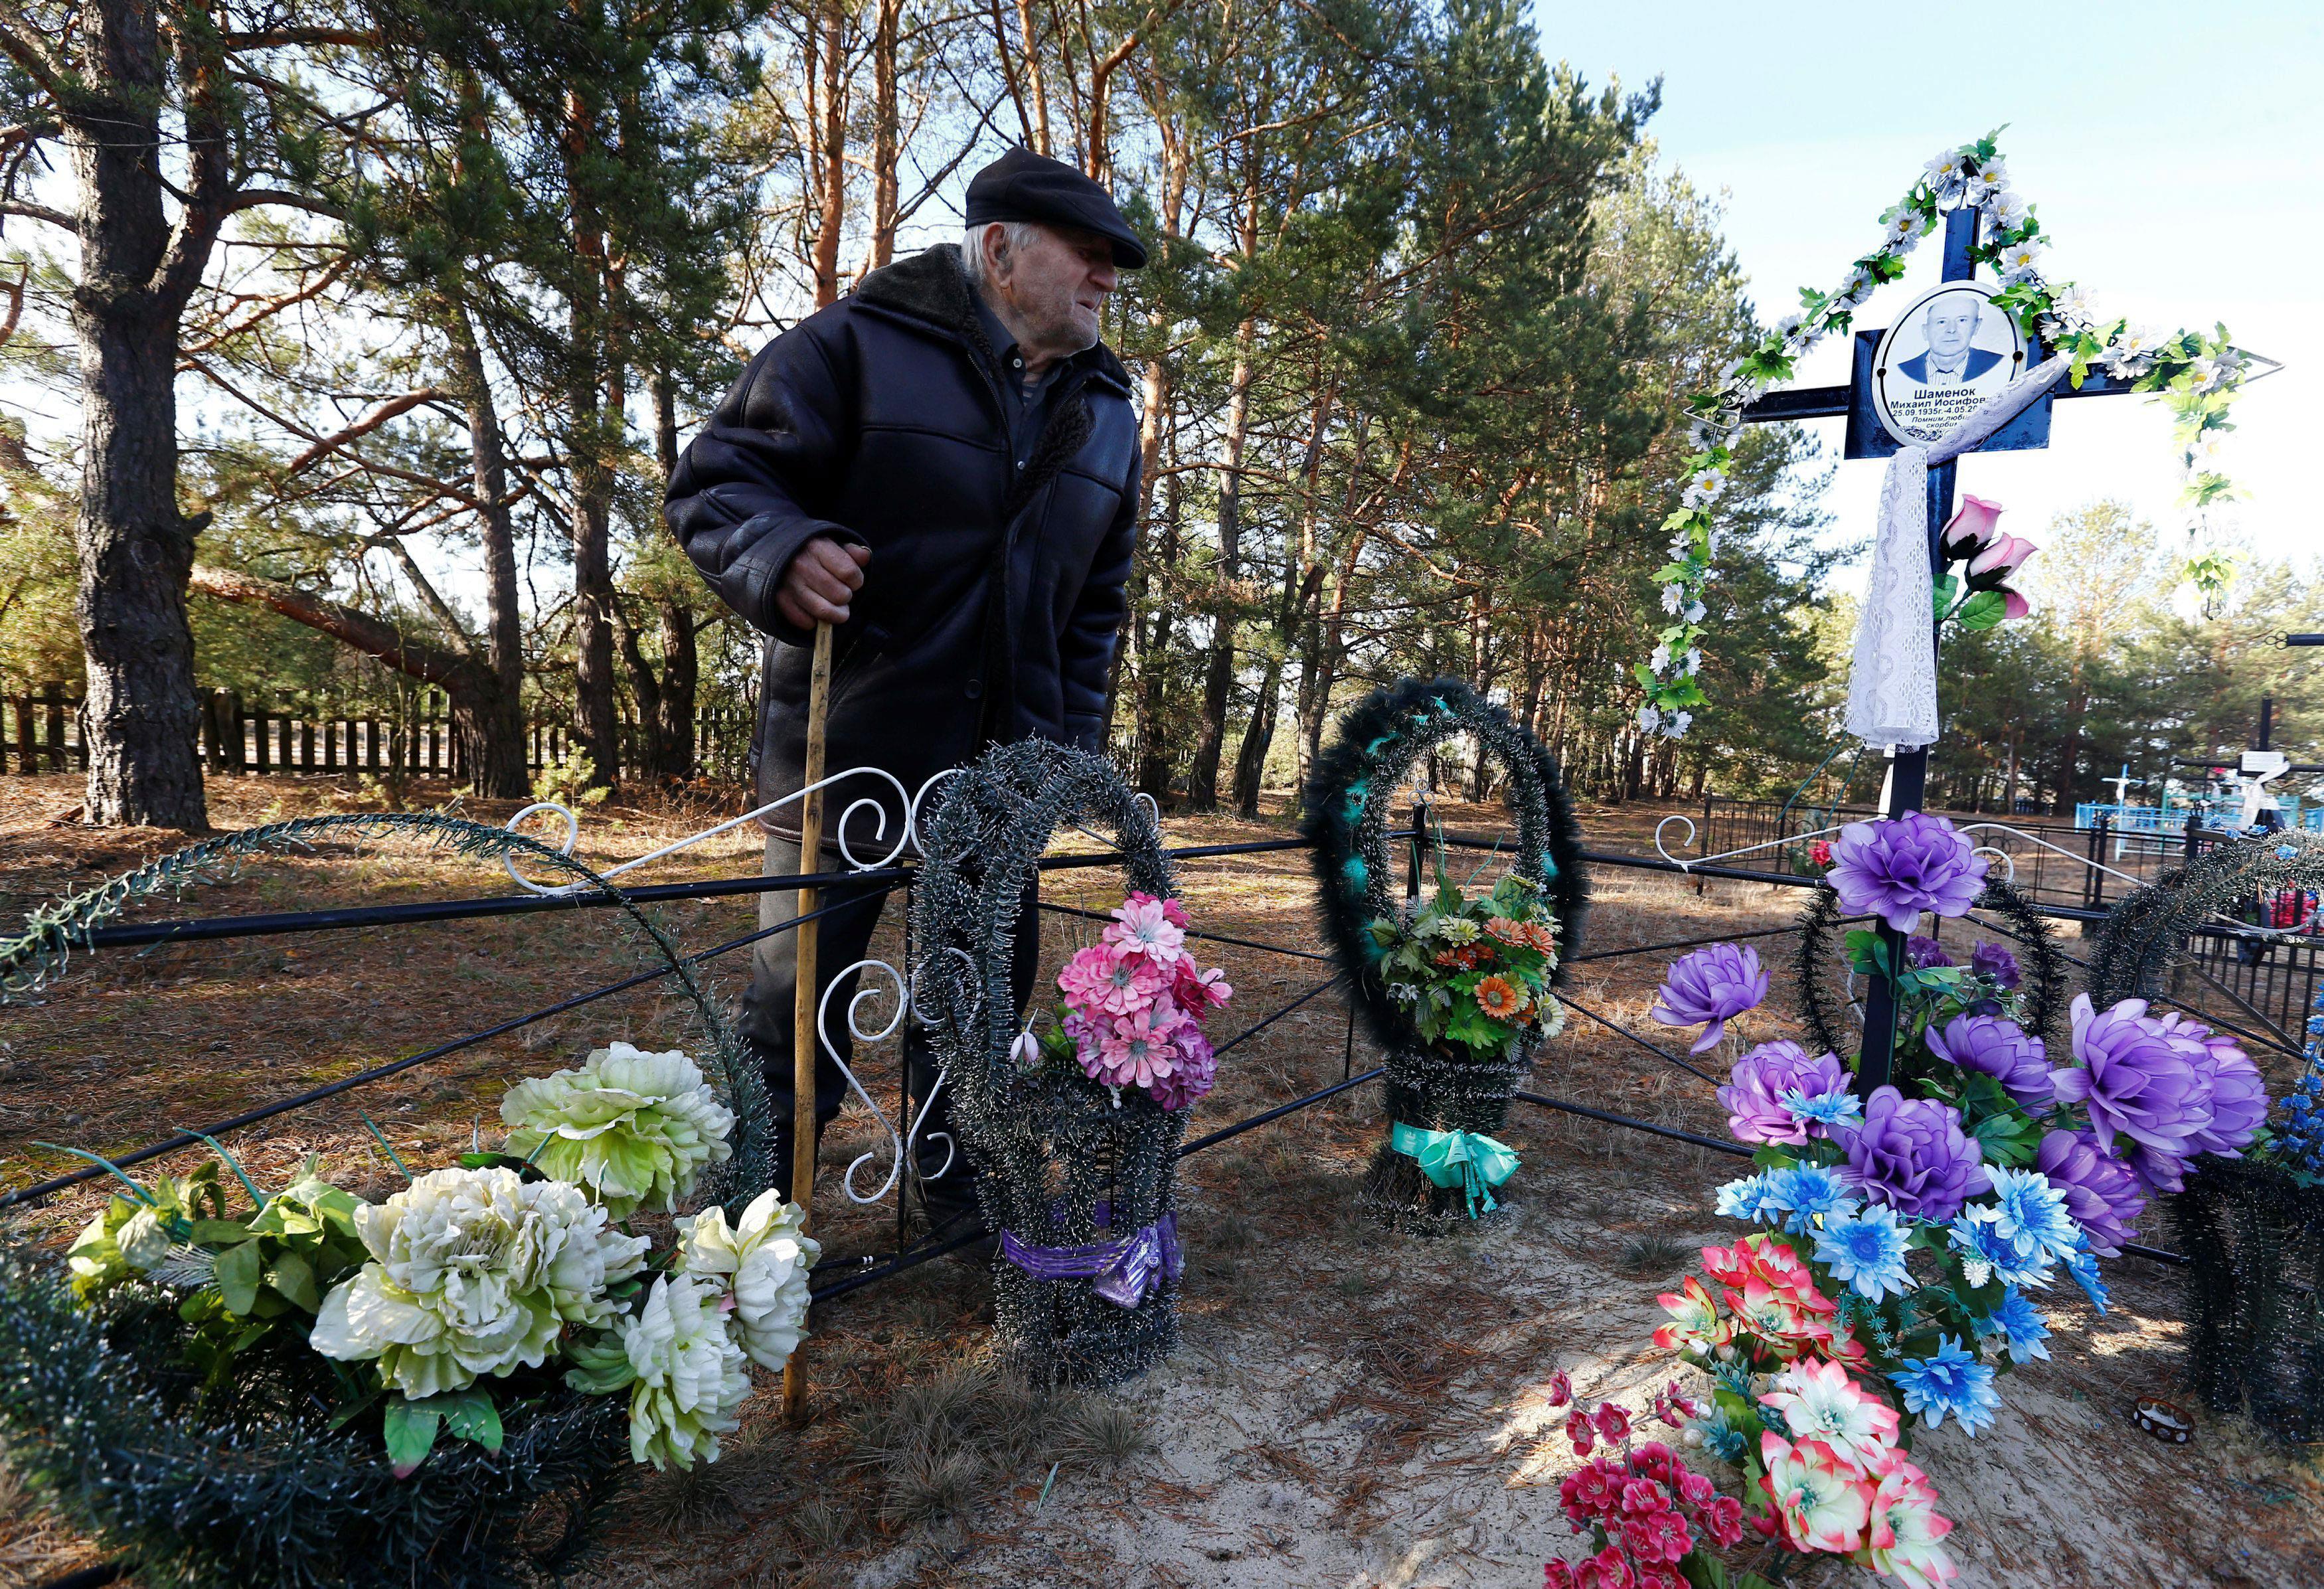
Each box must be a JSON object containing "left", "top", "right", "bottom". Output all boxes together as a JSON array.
[
  {"left": 1957, "top": 590, "right": 2008, "bottom": 630},
  {"left": 438, "top": 1388, "right": 504, "bottom": 1454},
  {"left": 266, "top": 1248, "right": 319, "bottom": 1313},
  {"left": 384, "top": 1397, "right": 442, "bottom": 1478},
  {"left": 212, "top": 1238, "right": 264, "bottom": 1317}
]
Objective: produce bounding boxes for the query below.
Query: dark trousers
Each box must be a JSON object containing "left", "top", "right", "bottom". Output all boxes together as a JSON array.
[{"left": 738, "top": 835, "right": 1040, "bottom": 1221}]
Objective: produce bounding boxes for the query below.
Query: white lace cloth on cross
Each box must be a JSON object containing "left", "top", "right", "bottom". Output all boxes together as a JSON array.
[{"left": 1843, "top": 351, "right": 2071, "bottom": 750}]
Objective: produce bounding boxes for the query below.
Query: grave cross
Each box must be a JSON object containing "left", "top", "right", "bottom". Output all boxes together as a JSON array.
[{"left": 1732, "top": 205, "right": 2143, "bottom": 1089}]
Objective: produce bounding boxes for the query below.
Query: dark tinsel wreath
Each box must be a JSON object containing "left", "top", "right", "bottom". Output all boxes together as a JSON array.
[
  {"left": 908, "top": 739, "right": 1183, "bottom": 1384},
  {"left": 1299, "top": 677, "right": 1586, "bottom": 1228},
  {"left": 2089, "top": 828, "right": 2324, "bottom": 1011},
  {"left": 0, "top": 813, "right": 773, "bottom": 1588},
  {"left": 2090, "top": 829, "right": 2324, "bottom": 1442},
  {"left": 1790, "top": 875, "right": 2068, "bottom": 1064}
]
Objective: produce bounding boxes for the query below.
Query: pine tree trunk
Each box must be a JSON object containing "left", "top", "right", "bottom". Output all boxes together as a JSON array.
[
  {"left": 448, "top": 307, "right": 531, "bottom": 797},
  {"left": 75, "top": 297, "right": 206, "bottom": 827},
  {"left": 65, "top": 0, "right": 212, "bottom": 829},
  {"left": 1186, "top": 326, "right": 1254, "bottom": 812}
]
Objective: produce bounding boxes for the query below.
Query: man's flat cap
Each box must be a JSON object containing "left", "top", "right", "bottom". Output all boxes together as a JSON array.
[{"left": 964, "top": 147, "right": 1147, "bottom": 269}]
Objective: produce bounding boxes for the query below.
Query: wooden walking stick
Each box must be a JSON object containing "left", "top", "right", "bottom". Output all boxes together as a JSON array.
[{"left": 782, "top": 620, "right": 833, "bottom": 1420}]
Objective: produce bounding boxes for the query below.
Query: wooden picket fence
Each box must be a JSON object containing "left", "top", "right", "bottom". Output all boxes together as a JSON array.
[{"left": 0, "top": 685, "right": 754, "bottom": 782}]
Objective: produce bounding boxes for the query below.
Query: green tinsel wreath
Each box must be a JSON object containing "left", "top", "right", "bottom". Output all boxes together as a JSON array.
[
  {"left": 1299, "top": 677, "right": 1586, "bottom": 1229},
  {"left": 908, "top": 739, "right": 1185, "bottom": 1384},
  {"left": 1790, "top": 876, "right": 2068, "bottom": 1066},
  {"left": 0, "top": 813, "right": 772, "bottom": 1588}
]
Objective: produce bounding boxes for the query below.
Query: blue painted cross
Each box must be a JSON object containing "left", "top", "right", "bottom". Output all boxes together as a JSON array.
[{"left": 1734, "top": 205, "right": 2139, "bottom": 1090}]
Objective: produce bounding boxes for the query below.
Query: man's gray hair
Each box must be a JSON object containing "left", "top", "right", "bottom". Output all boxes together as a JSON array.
[{"left": 962, "top": 220, "right": 1041, "bottom": 290}]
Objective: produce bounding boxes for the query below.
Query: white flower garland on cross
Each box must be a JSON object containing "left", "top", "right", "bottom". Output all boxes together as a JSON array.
[{"left": 1639, "top": 131, "right": 2255, "bottom": 741}]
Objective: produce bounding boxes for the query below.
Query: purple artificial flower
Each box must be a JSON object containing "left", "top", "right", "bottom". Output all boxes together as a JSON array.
[
  {"left": 1649, "top": 943, "right": 1769, "bottom": 1054},
  {"left": 2155, "top": 1013, "right": 2268, "bottom": 1160},
  {"left": 1926, "top": 1012, "right": 2054, "bottom": 1111},
  {"left": 1147, "top": 1023, "right": 1217, "bottom": 1111},
  {"left": 1905, "top": 934, "right": 1956, "bottom": 969},
  {"left": 2051, "top": 995, "right": 2213, "bottom": 1167},
  {"left": 1836, "top": 1084, "right": 1992, "bottom": 1224},
  {"left": 1826, "top": 812, "right": 1986, "bottom": 933},
  {"left": 1717, "top": 1041, "right": 1853, "bottom": 1145},
  {"left": 2034, "top": 1128, "right": 2148, "bottom": 1256},
  {"left": 1969, "top": 942, "right": 2022, "bottom": 991}
]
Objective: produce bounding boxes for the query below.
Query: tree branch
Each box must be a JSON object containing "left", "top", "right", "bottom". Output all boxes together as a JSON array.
[
  {"left": 284, "top": 386, "right": 443, "bottom": 476},
  {"left": 223, "top": 188, "right": 346, "bottom": 220},
  {"left": 0, "top": 199, "right": 74, "bottom": 230},
  {"left": 189, "top": 564, "right": 483, "bottom": 690}
]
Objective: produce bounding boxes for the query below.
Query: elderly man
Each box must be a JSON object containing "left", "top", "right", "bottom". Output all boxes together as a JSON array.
[{"left": 665, "top": 147, "right": 1147, "bottom": 1240}]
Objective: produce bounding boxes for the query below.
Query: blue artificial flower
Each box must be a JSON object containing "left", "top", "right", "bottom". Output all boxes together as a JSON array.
[
  {"left": 1781, "top": 1086, "right": 1865, "bottom": 1131},
  {"left": 1689, "top": 1407, "right": 1748, "bottom": 1465},
  {"left": 1977, "top": 1288, "right": 2052, "bottom": 1364},
  {"left": 1949, "top": 1205, "right": 2056, "bottom": 1290},
  {"left": 2061, "top": 1241, "right": 2111, "bottom": 1315},
  {"left": 1985, "top": 1166, "right": 2083, "bottom": 1262},
  {"left": 1813, "top": 1203, "right": 1914, "bottom": 1301},
  {"left": 1764, "top": 1163, "right": 1861, "bottom": 1234},
  {"left": 1715, "top": 1171, "right": 1783, "bottom": 1224},
  {"left": 1890, "top": 1335, "right": 2003, "bottom": 1434}
]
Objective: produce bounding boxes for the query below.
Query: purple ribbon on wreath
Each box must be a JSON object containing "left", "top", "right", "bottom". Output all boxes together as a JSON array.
[{"left": 999, "top": 1206, "right": 1183, "bottom": 1309}]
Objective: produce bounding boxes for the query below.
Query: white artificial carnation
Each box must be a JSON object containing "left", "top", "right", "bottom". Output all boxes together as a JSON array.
[
  {"left": 1637, "top": 704, "right": 1661, "bottom": 733},
  {"left": 677, "top": 1187, "right": 821, "bottom": 1372},
  {"left": 620, "top": 1274, "right": 752, "bottom": 1470},
  {"left": 501, "top": 1041, "right": 735, "bottom": 1216},
  {"left": 311, "top": 1165, "right": 649, "bottom": 1398},
  {"left": 1683, "top": 600, "right": 1707, "bottom": 624},
  {"left": 1649, "top": 643, "right": 1672, "bottom": 674}
]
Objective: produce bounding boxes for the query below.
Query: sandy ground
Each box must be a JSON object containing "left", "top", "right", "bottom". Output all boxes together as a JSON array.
[{"left": 1, "top": 774, "right": 2321, "bottom": 1588}]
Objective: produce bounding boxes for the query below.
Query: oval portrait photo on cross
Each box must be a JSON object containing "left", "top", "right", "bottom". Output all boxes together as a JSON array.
[{"left": 1871, "top": 278, "right": 2029, "bottom": 446}]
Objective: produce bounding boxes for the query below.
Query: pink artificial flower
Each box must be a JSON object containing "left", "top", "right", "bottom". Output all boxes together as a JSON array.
[
  {"left": 1171, "top": 956, "right": 1233, "bottom": 1015},
  {"left": 1564, "top": 1406, "right": 1597, "bottom": 1456},
  {"left": 1560, "top": 1456, "right": 1625, "bottom": 1527},
  {"left": 1572, "top": 1547, "right": 1635, "bottom": 1589},
  {"left": 1628, "top": 1441, "right": 1678, "bottom": 1487},
  {"left": 1544, "top": 1564, "right": 1576, "bottom": 1589},
  {"left": 1940, "top": 493, "right": 2003, "bottom": 558},
  {"left": 1592, "top": 1402, "right": 1632, "bottom": 1444},
  {"left": 1700, "top": 1494, "right": 1745, "bottom": 1548},
  {"left": 1618, "top": 1477, "right": 1669, "bottom": 1517},
  {"left": 1652, "top": 1277, "right": 1726, "bottom": 1355},
  {"left": 1676, "top": 1470, "right": 1715, "bottom": 1509},
  {"left": 1758, "top": 1432, "right": 1874, "bottom": 1555},
  {"left": 1090, "top": 1002, "right": 1189, "bottom": 1089},
  {"left": 1058, "top": 942, "right": 1169, "bottom": 1019},
  {"left": 1652, "top": 1381, "right": 1704, "bottom": 1428},
  {"left": 1967, "top": 533, "right": 2038, "bottom": 580},
  {"left": 1757, "top": 1357, "right": 1899, "bottom": 1472},
  {"left": 1543, "top": 1368, "right": 1574, "bottom": 1409},
  {"left": 1621, "top": 1504, "right": 1692, "bottom": 1566},
  {"left": 1856, "top": 1459, "right": 1957, "bottom": 1588},
  {"left": 1124, "top": 890, "right": 1189, "bottom": 929},
  {"left": 1102, "top": 895, "right": 1187, "bottom": 965}
]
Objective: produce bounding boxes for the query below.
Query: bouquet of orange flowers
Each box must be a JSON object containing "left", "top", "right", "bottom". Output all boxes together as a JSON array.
[{"left": 1369, "top": 865, "right": 1564, "bottom": 1061}]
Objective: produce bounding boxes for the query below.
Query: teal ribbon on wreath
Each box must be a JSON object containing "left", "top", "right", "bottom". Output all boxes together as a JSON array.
[{"left": 1388, "top": 1122, "right": 1519, "bottom": 1217}]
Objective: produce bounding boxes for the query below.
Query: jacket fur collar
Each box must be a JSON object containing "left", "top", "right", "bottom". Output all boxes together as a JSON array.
[{"left": 851, "top": 244, "right": 1132, "bottom": 396}]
